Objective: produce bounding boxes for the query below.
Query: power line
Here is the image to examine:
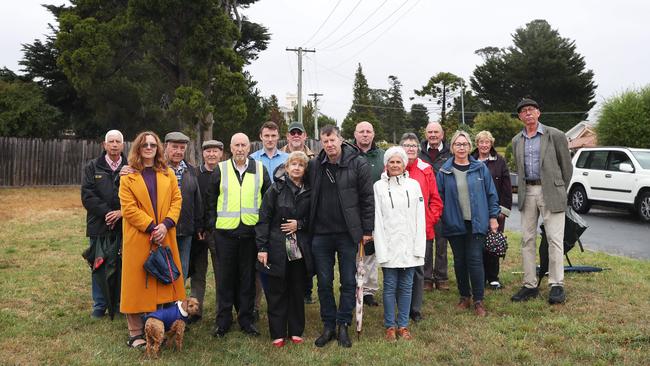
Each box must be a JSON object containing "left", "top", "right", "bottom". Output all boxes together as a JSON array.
[
  {"left": 312, "top": 0, "right": 364, "bottom": 48},
  {"left": 330, "top": 0, "right": 419, "bottom": 69},
  {"left": 320, "top": 0, "right": 389, "bottom": 50},
  {"left": 303, "top": 0, "right": 343, "bottom": 46},
  {"left": 322, "top": 0, "right": 411, "bottom": 52}
]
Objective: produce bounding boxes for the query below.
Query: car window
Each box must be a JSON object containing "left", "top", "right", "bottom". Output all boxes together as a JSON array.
[
  {"left": 631, "top": 151, "right": 650, "bottom": 169},
  {"left": 606, "top": 151, "right": 632, "bottom": 171},
  {"left": 584, "top": 151, "right": 608, "bottom": 170},
  {"left": 576, "top": 151, "right": 589, "bottom": 168}
]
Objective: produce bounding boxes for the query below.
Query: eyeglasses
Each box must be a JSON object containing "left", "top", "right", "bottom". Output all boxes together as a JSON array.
[
  {"left": 401, "top": 144, "right": 418, "bottom": 149},
  {"left": 141, "top": 143, "right": 158, "bottom": 149},
  {"left": 289, "top": 130, "right": 303, "bottom": 136},
  {"left": 519, "top": 107, "right": 537, "bottom": 114},
  {"left": 453, "top": 143, "right": 470, "bottom": 149}
]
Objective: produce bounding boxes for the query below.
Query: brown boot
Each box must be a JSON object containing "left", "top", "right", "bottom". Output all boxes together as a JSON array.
[
  {"left": 397, "top": 327, "right": 413, "bottom": 340},
  {"left": 423, "top": 281, "right": 434, "bottom": 291},
  {"left": 456, "top": 297, "right": 471, "bottom": 310},
  {"left": 385, "top": 327, "right": 397, "bottom": 342},
  {"left": 435, "top": 280, "right": 450, "bottom": 291},
  {"left": 474, "top": 301, "right": 487, "bottom": 317}
]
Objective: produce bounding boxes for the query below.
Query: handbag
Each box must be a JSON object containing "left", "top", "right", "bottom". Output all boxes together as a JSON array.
[
  {"left": 144, "top": 241, "right": 180, "bottom": 285},
  {"left": 485, "top": 231, "right": 508, "bottom": 258}
]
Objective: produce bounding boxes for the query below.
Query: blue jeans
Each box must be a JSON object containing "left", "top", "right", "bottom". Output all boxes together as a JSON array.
[
  {"left": 382, "top": 267, "right": 415, "bottom": 328},
  {"left": 88, "top": 238, "right": 106, "bottom": 311},
  {"left": 447, "top": 221, "right": 486, "bottom": 301},
  {"left": 177, "top": 235, "right": 192, "bottom": 280},
  {"left": 311, "top": 233, "right": 357, "bottom": 330}
]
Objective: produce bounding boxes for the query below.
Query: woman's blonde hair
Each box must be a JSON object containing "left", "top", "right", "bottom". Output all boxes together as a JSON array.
[
  {"left": 285, "top": 151, "right": 309, "bottom": 168},
  {"left": 449, "top": 130, "right": 473, "bottom": 154},
  {"left": 475, "top": 130, "right": 495, "bottom": 146},
  {"left": 128, "top": 131, "right": 168, "bottom": 174}
]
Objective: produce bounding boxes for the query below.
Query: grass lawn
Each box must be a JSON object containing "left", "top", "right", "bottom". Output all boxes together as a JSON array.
[{"left": 1, "top": 187, "right": 649, "bottom": 365}]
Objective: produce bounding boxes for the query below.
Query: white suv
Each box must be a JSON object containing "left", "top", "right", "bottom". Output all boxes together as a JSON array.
[{"left": 568, "top": 147, "right": 650, "bottom": 222}]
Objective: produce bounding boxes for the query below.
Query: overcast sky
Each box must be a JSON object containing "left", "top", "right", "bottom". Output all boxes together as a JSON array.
[{"left": 2, "top": 0, "right": 649, "bottom": 125}]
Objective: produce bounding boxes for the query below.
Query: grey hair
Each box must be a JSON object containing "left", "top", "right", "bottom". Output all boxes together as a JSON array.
[
  {"left": 319, "top": 124, "right": 341, "bottom": 138},
  {"left": 285, "top": 151, "right": 309, "bottom": 168},
  {"left": 105, "top": 130, "right": 124, "bottom": 142},
  {"left": 475, "top": 130, "right": 495, "bottom": 146},
  {"left": 400, "top": 132, "right": 419, "bottom": 144}
]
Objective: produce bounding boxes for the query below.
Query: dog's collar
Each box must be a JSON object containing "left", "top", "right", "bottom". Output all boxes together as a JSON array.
[{"left": 176, "top": 301, "right": 188, "bottom": 317}]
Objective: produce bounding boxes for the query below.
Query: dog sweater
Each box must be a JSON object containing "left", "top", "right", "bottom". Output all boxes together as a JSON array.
[{"left": 144, "top": 301, "right": 189, "bottom": 331}]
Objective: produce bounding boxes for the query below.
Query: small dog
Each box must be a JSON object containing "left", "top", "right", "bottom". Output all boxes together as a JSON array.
[{"left": 144, "top": 297, "right": 200, "bottom": 359}]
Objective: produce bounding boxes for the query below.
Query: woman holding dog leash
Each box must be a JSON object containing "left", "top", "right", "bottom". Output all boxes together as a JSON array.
[
  {"left": 119, "top": 131, "right": 184, "bottom": 349},
  {"left": 255, "top": 151, "right": 313, "bottom": 348}
]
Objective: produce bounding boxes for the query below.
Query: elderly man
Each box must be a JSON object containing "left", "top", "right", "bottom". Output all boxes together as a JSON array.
[
  {"left": 281, "top": 121, "right": 316, "bottom": 158},
  {"left": 418, "top": 121, "right": 452, "bottom": 291},
  {"left": 250, "top": 121, "right": 288, "bottom": 182},
  {"left": 188, "top": 139, "right": 224, "bottom": 323},
  {"left": 309, "top": 125, "right": 374, "bottom": 348},
  {"left": 206, "top": 133, "right": 271, "bottom": 338},
  {"left": 81, "top": 129, "right": 126, "bottom": 318},
  {"left": 511, "top": 98, "right": 573, "bottom": 304},
  {"left": 164, "top": 132, "right": 203, "bottom": 281},
  {"left": 352, "top": 121, "right": 384, "bottom": 307},
  {"left": 400, "top": 132, "right": 443, "bottom": 322}
]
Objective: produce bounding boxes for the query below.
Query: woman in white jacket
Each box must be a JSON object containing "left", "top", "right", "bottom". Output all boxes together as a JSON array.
[{"left": 373, "top": 146, "right": 426, "bottom": 342}]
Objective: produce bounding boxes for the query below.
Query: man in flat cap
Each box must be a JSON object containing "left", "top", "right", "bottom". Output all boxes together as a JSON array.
[
  {"left": 510, "top": 98, "right": 573, "bottom": 304},
  {"left": 188, "top": 139, "right": 224, "bottom": 323},
  {"left": 164, "top": 131, "right": 203, "bottom": 281}
]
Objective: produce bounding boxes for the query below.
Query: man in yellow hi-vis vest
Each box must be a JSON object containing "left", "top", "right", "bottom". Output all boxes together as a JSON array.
[{"left": 205, "top": 133, "right": 271, "bottom": 338}]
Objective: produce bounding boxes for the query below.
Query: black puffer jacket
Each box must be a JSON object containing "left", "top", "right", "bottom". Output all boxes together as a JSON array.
[
  {"left": 81, "top": 152, "right": 126, "bottom": 237},
  {"left": 175, "top": 161, "right": 203, "bottom": 237},
  {"left": 255, "top": 174, "right": 313, "bottom": 277},
  {"left": 308, "top": 142, "right": 374, "bottom": 243}
]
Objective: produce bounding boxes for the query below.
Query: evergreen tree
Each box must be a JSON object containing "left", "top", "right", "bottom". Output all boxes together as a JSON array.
[
  {"left": 384, "top": 75, "right": 407, "bottom": 143},
  {"left": 408, "top": 103, "right": 429, "bottom": 135},
  {"left": 470, "top": 19, "right": 596, "bottom": 131},
  {"left": 415, "top": 72, "right": 463, "bottom": 123},
  {"left": 341, "top": 63, "right": 380, "bottom": 139}
]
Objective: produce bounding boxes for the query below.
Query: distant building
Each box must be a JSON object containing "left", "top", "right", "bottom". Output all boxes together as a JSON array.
[{"left": 566, "top": 121, "right": 598, "bottom": 151}]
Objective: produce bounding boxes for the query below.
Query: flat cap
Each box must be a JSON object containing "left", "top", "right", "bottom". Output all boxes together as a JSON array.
[
  {"left": 202, "top": 139, "right": 224, "bottom": 150},
  {"left": 164, "top": 131, "right": 190, "bottom": 143},
  {"left": 288, "top": 121, "right": 306, "bottom": 132},
  {"left": 516, "top": 98, "right": 540, "bottom": 113}
]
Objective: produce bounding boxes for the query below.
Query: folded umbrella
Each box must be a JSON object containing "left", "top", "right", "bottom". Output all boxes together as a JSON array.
[{"left": 355, "top": 241, "right": 366, "bottom": 339}]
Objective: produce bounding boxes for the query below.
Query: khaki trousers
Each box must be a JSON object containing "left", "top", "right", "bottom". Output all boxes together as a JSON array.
[{"left": 521, "top": 185, "right": 565, "bottom": 288}]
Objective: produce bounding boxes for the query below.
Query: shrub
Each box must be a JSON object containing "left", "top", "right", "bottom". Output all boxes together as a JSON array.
[
  {"left": 597, "top": 86, "right": 650, "bottom": 147},
  {"left": 471, "top": 112, "right": 523, "bottom": 147}
]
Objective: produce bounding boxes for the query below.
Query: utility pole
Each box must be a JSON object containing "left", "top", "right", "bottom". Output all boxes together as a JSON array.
[
  {"left": 460, "top": 81, "right": 466, "bottom": 126},
  {"left": 286, "top": 47, "right": 315, "bottom": 124},
  {"left": 308, "top": 92, "right": 323, "bottom": 138}
]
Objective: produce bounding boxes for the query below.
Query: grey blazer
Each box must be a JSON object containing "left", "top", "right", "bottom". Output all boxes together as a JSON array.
[{"left": 512, "top": 123, "right": 573, "bottom": 213}]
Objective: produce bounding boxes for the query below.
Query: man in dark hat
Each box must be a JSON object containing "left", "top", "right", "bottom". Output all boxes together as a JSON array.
[
  {"left": 164, "top": 131, "right": 203, "bottom": 281},
  {"left": 281, "top": 121, "right": 315, "bottom": 158},
  {"left": 510, "top": 98, "right": 573, "bottom": 304},
  {"left": 188, "top": 139, "right": 224, "bottom": 323}
]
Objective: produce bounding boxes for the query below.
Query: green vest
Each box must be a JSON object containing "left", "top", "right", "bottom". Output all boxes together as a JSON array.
[{"left": 215, "top": 160, "right": 264, "bottom": 229}]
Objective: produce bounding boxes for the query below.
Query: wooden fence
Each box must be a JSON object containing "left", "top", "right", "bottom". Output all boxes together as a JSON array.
[{"left": 0, "top": 137, "right": 322, "bottom": 187}]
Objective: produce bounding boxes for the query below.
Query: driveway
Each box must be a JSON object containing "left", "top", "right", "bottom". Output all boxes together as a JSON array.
[{"left": 506, "top": 194, "right": 650, "bottom": 260}]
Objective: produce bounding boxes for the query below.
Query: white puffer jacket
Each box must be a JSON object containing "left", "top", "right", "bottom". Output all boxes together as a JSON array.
[{"left": 373, "top": 171, "right": 426, "bottom": 268}]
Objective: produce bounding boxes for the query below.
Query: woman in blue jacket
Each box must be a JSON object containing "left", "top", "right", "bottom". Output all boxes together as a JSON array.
[{"left": 437, "top": 130, "right": 500, "bottom": 316}]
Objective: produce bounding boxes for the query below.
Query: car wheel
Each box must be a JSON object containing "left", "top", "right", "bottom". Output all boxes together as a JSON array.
[
  {"left": 570, "top": 185, "right": 590, "bottom": 213},
  {"left": 637, "top": 191, "right": 650, "bottom": 222}
]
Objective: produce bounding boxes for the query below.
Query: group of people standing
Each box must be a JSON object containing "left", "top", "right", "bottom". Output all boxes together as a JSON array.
[{"left": 81, "top": 97, "right": 573, "bottom": 350}]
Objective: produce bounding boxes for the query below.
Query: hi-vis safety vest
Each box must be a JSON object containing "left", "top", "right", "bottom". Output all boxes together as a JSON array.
[{"left": 215, "top": 160, "right": 264, "bottom": 229}]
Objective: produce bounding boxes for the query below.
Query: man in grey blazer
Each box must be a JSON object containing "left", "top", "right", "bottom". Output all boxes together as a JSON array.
[{"left": 511, "top": 98, "right": 573, "bottom": 304}]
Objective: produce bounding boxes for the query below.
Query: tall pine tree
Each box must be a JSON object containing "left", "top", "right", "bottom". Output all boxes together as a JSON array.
[{"left": 341, "top": 63, "right": 380, "bottom": 140}]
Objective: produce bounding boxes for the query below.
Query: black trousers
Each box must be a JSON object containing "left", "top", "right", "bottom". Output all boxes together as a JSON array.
[
  {"left": 189, "top": 234, "right": 218, "bottom": 316},
  {"left": 214, "top": 231, "right": 256, "bottom": 329},
  {"left": 266, "top": 259, "right": 306, "bottom": 339}
]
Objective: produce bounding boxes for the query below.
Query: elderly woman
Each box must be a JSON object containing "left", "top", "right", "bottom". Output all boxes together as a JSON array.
[
  {"left": 437, "top": 131, "right": 500, "bottom": 317},
  {"left": 255, "top": 151, "right": 313, "bottom": 347},
  {"left": 471, "top": 131, "right": 512, "bottom": 290},
  {"left": 119, "top": 131, "right": 184, "bottom": 348},
  {"left": 373, "top": 146, "right": 426, "bottom": 341}
]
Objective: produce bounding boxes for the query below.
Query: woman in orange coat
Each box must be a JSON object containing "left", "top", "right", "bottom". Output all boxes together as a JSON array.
[{"left": 119, "top": 131, "right": 184, "bottom": 348}]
